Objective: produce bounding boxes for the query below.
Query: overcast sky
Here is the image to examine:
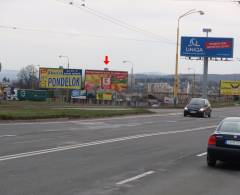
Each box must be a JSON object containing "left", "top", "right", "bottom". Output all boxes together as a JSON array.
[{"left": 0, "top": 0, "right": 239, "bottom": 74}]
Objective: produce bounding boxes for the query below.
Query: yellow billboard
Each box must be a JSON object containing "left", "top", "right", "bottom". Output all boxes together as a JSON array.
[
  {"left": 220, "top": 80, "right": 240, "bottom": 96},
  {"left": 39, "top": 68, "right": 82, "bottom": 89},
  {"left": 96, "top": 92, "right": 113, "bottom": 101}
]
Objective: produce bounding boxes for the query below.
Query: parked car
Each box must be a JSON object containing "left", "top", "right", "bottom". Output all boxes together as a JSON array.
[
  {"left": 184, "top": 98, "right": 212, "bottom": 118},
  {"left": 207, "top": 117, "right": 240, "bottom": 166}
]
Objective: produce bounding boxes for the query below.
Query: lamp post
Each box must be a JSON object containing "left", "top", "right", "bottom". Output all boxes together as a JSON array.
[
  {"left": 31, "top": 64, "right": 40, "bottom": 89},
  {"left": 122, "top": 60, "right": 134, "bottom": 92},
  {"left": 59, "top": 55, "right": 70, "bottom": 102},
  {"left": 188, "top": 67, "right": 196, "bottom": 97},
  {"left": 59, "top": 55, "right": 70, "bottom": 69},
  {"left": 173, "top": 9, "right": 204, "bottom": 105}
]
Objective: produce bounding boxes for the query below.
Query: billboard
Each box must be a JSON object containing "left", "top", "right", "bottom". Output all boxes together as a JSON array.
[
  {"left": 39, "top": 68, "right": 82, "bottom": 89},
  {"left": 96, "top": 91, "right": 113, "bottom": 101},
  {"left": 17, "top": 89, "right": 48, "bottom": 101},
  {"left": 71, "top": 90, "right": 87, "bottom": 99},
  {"left": 220, "top": 80, "right": 240, "bottom": 96},
  {"left": 181, "top": 37, "right": 234, "bottom": 58},
  {"left": 85, "top": 70, "right": 128, "bottom": 92}
]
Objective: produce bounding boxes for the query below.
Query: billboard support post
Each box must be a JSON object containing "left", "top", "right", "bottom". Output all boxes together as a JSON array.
[
  {"left": 203, "top": 57, "right": 209, "bottom": 99},
  {"left": 202, "top": 28, "right": 212, "bottom": 99}
]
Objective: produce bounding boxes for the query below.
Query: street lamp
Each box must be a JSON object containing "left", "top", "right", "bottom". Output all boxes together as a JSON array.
[
  {"left": 173, "top": 9, "right": 204, "bottom": 104},
  {"left": 59, "top": 55, "right": 70, "bottom": 69},
  {"left": 203, "top": 28, "right": 212, "bottom": 37},
  {"left": 122, "top": 60, "right": 134, "bottom": 92},
  {"left": 31, "top": 64, "right": 40, "bottom": 89},
  {"left": 188, "top": 67, "right": 196, "bottom": 97}
]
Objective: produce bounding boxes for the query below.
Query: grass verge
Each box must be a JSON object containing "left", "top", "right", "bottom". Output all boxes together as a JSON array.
[{"left": 0, "top": 101, "right": 152, "bottom": 120}]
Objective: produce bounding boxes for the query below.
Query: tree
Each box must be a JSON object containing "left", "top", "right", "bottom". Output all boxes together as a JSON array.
[
  {"left": 2, "top": 77, "right": 10, "bottom": 83},
  {"left": 16, "top": 65, "right": 39, "bottom": 89}
]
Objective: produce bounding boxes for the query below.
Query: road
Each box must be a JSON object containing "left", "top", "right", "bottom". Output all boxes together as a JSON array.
[{"left": 0, "top": 107, "right": 240, "bottom": 195}]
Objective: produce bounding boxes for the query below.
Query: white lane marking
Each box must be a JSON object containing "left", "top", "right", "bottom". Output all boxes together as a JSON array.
[
  {"left": 0, "top": 125, "right": 216, "bottom": 162},
  {"left": 44, "top": 129, "right": 65, "bottom": 132},
  {"left": 168, "top": 113, "right": 180, "bottom": 116},
  {"left": 0, "top": 135, "right": 16, "bottom": 138},
  {"left": 87, "top": 123, "right": 139, "bottom": 130},
  {"left": 167, "top": 121, "right": 177, "bottom": 123},
  {"left": 44, "top": 127, "right": 85, "bottom": 132},
  {"left": 116, "top": 171, "right": 155, "bottom": 185},
  {"left": 13, "top": 138, "right": 55, "bottom": 145},
  {"left": 197, "top": 152, "right": 207, "bottom": 157},
  {"left": 0, "top": 112, "right": 182, "bottom": 126}
]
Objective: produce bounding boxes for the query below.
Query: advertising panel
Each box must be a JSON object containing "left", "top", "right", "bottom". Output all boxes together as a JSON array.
[
  {"left": 220, "top": 80, "right": 240, "bottom": 96},
  {"left": 71, "top": 90, "right": 87, "bottom": 99},
  {"left": 39, "top": 68, "right": 82, "bottom": 89},
  {"left": 96, "top": 92, "right": 113, "bottom": 101},
  {"left": 181, "top": 37, "right": 234, "bottom": 58},
  {"left": 17, "top": 89, "right": 48, "bottom": 101},
  {"left": 85, "top": 70, "right": 128, "bottom": 92}
]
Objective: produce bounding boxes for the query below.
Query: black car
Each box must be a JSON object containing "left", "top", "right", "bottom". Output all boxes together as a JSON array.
[
  {"left": 184, "top": 98, "right": 212, "bottom": 118},
  {"left": 207, "top": 117, "right": 240, "bottom": 167}
]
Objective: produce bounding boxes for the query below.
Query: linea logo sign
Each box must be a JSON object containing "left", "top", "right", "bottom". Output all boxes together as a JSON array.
[
  {"left": 188, "top": 38, "right": 200, "bottom": 47},
  {"left": 186, "top": 38, "right": 203, "bottom": 53}
]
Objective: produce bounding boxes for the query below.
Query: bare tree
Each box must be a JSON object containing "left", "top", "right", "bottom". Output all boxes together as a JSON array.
[{"left": 16, "top": 65, "right": 39, "bottom": 89}]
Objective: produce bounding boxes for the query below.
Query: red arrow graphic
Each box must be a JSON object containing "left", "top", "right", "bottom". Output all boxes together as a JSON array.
[{"left": 104, "top": 56, "right": 110, "bottom": 65}]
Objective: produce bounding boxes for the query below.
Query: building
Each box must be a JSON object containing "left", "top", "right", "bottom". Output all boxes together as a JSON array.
[{"left": 147, "top": 83, "right": 173, "bottom": 94}]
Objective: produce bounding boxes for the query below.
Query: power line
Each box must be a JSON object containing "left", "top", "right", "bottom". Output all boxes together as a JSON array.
[
  {"left": 171, "top": 0, "right": 239, "bottom": 3},
  {"left": 84, "top": 5, "right": 174, "bottom": 43},
  {"left": 0, "top": 24, "right": 174, "bottom": 44},
  {"left": 171, "top": 0, "right": 229, "bottom": 2},
  {"left": 55, "top": 0, "right": 175, "bottom": 44}
]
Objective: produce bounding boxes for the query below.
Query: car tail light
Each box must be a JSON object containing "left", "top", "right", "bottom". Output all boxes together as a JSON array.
[{"left": 208, "top": 135, "right": 216, "bottom": 145}]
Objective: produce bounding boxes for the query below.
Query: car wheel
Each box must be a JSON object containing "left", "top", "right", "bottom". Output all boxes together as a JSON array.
[
  {"left": 208, "top": 112, "right": 211, "bottom": 118},
  {"left": 207, "top": 154, "right": 216, "bottom": 167},
  {"left": 184, "top": 113, "right": 187, "bottom": 117},
  {"left": 202, "top": 112, "right": 206, "bottom": 118}
]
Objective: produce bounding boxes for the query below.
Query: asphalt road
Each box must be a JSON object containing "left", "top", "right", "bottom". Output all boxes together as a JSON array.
[{"left": 1, "top": 107, "right": 240, "bottom": 195}]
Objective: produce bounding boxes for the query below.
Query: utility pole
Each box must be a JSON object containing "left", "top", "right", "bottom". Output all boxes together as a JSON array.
[
  {"left": 122, "top": 60, "right": 134, "bottom": 93},
  {"left": 59, "top": 55, "right": 70, "bottom": 69},
  {"left": 202, "top": 28, "right": 212, "bottom": 99},
  {"left": 32, "top": 67, "right": 35, "bottom": 89},
  {"left": 31, "top": 65, "right": 40, "bottom": 90}
]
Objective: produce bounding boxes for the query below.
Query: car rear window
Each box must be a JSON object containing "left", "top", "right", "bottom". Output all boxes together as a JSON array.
[{"left": 218, "top": 122, "right": 240, "bottom": 133}]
